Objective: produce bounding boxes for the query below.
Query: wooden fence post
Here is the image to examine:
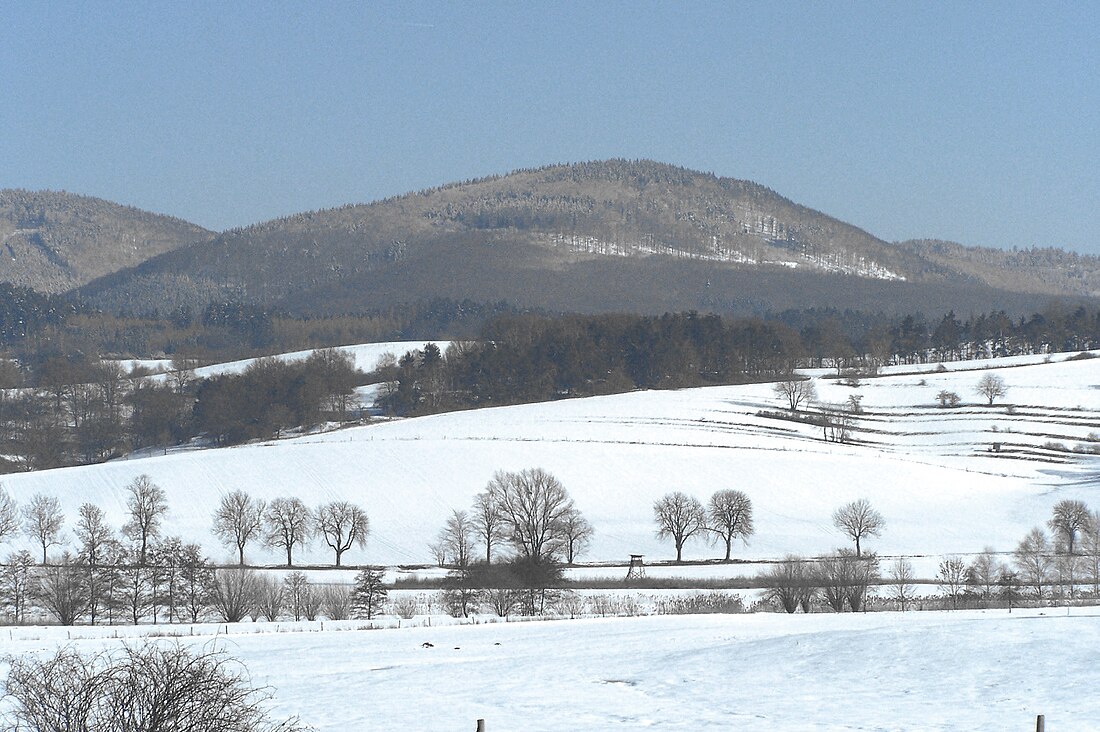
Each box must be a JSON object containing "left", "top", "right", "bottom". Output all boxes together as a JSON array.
[
  {"left": 1036, "top": 714, "right": 1045, "bottom": 732},
  {"left": 476, "top": 719, "right": 485, "bottom": 731}
]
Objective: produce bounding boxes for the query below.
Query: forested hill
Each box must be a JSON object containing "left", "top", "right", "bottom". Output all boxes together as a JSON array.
[
  {"left": 73, "top": 160, "right": 1100, "bottom": 319},
  {"left": 0, "top": 189, "right": 212, "bottom": 294}
]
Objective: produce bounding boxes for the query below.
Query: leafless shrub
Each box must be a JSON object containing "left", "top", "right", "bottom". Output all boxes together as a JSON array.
[
  {"left": 653, "top": 591, "right": 744, "bottom": 615},
  {"left": 390, "top": 595, "right": 419, "bottom": 619},
  {"left": 2, "top": 642, "right": 309, "bottom": 731},
  {"left": 255, "top": 575, "right": 285, "bottom": 622},
  {"left": 320, "top": 584, "right": 352, "bottom": 620},
  {"left": 211, "top": 567, "right": 259, "bottom": 623}
]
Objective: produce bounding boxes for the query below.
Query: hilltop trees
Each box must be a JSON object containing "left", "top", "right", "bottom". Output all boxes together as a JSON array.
[
  {"left": 212, "top": 491, "right": 266, "bottom": 565},
  {"left": 654, "top": 492, "right": 707, "bottom": 562},
  {"left": 1014, "top": 527, "right": 1053, "bottom": 599},
  {"left": 264, "top": 497, "right": 312, "bottom": 567},
  {"left": 23, "top": 494, "right": 64, "bottom": 564},
  {"left": 315, "top": 501, "right": 369, "bottom": 566},
  {"left": 471, "top": 489, "right": 507, "bottom": 564},
  {"left": 122, "top": 474, "right": 167, "bottom": 565},
  {"left": 707, "top": 489, "right": 754, "bottom": 562},
  {"left": 0, "top": 487, "right": 19, "bottom": 544},
  {"left": 832, "top": 499, "right": 885, "bottom": 557},
  {"left": 1048, "top": 499, "right": 1091, "bottom": 555},
  {"left": 773, "top": 377, "right": 817, "bottom": 411},
  {"left": 975, "top": 373, "right": 1008, "bottom": 405},
  {"left": 488, "top": 468, "right": 577, "bottom": 565}
]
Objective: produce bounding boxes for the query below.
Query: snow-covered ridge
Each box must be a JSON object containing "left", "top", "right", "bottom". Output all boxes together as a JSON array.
[{"left": 549, "top": 232, "right": 906, "bottom": 281}]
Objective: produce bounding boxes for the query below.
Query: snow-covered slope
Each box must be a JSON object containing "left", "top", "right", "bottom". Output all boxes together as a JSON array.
[
  {"left": 115, "top": 340, "right": 446, "bottom": 379},
  {"left": 3, "top": 609, "right": 1094, "bottom": 731},
  {"left": 3, "top": 351, "right": 1098, "bottom": 567}
]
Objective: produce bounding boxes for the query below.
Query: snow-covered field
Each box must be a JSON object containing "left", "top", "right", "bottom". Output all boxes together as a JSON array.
[
  {"left": 3, "top": 608, "right": 1092, "bottom": 730},
  {"left": 115, "top": 340, "right": 445, "bottom": 380},
  {"left": 3, "top": 346, "right": 1100, "bottom": 729},
  {"left": 2, "top": 349, "right": 1098, "bottom": 568}
]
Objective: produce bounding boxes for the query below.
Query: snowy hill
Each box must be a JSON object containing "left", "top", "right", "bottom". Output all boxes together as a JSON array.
[{"left": 2, "top": 350, "right": 1098, "bottom": 567}]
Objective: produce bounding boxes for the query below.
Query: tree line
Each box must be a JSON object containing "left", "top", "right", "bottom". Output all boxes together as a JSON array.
[
  {"left": 0, "top": 476, "right": 373, "bottom": 626},
  {"left": 0, "top": 347, "right": 363, "bottom": 471},
  {"left": 765, "top": 498, "right": 1100, "bottom": 614}
]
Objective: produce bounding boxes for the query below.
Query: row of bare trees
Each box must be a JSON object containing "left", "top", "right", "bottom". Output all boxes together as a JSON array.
[
  {"left": 765, "top": 499, "right": 1100, "bottom": 613},
  {"left": 0, "top": 478, "right": 370, "bottom": 569}
]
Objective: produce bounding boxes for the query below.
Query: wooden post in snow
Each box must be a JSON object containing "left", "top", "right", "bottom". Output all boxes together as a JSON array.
[
  {"left": 1035, "top": 714, "right": 1044, "bottom": 732},
  {"left": 476, "top": 719, "right": 485, "bottom": 732}
]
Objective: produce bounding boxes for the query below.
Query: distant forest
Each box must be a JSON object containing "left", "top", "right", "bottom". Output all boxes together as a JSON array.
[{"left": 0, "top": 281, "right": 1098, "bottom": 473}]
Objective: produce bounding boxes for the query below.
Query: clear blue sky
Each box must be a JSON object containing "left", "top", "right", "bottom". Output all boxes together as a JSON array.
[{"left": 2, "top": 2, "right": 1098, "bottom": 254}]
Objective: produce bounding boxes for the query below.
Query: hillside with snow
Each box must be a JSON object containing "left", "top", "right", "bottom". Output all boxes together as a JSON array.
[{"left": 2, "top": 347, "right": 1098, "bottom": 569}]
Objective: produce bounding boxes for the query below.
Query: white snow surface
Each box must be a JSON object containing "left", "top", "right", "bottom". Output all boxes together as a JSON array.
[
  {"left": 114, "top": 340, "right": 447, "bottom": 379},
  {"left": 2, "top": 609, "right": 1093, "bottom": 730},
  {"left": 2, "top": 349, "right": 1099, "bottom": 567}
]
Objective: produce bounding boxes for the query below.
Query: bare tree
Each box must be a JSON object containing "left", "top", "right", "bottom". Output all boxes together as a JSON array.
[
  {"left": 179, "top": 543, "right": 214, "bottom": 623},
  {"left": 3, "top": 643, "right": 309, "bottom": 732},
  {"left": 938, "top": 556, "right": 968, "bottom": 609},
  {"left": 706, "top": 489, "right": 754, "bottom": 562},
  {"left": 314, "top": 501, "right": 369, "bottom": 566},
  {"left": 435, "top": 509, "right": 474, "bottom": 567},
  {"left": 820, "top": 549, "right": 879, "bottom": 612},
  {"left": 75, "top": 503, "right": 113, "bottom": 565},
  {"left": 212, "top": 490, "right": 267, "bottom": 565},
  {"left": 489, "top": 468, "right": 576, "bottom": 564},
  {"left": 283, "top": 571, "right": 313, "bottom": 621},
  {"left": 832, "top": 498, "right": 885, "bottom": 557},
  {"left": 889, "top": 557, "right": 916, "bottom": 611},
  {"left": 1083, "top": 510, "right": 1100, "bottom": 596},
  {"left": 320, "top": 584, "right": 352, "bottom": 620},
  {"left": 773, "top": 377, "right": 818, "bottom": 411},
  {"left": 471, "top": 489, "right": 507, "bottom": 564},
  {"left": 254, "top": 575, "right": 285, "bottom": 622},
  {"left": 0, "top": 485, "right": 19, "bottom": 544},
  {"left": 75, "top": 503, "right": 117, "bottom": 625},
  {"left": 764, "top": 555, "right": 816, "bottom": 613},
  {"left": 936, "top": 390, "right": 961, "bottom": 408},
  {"left": 653, "top": 492, "right": 707, "bottom": 562},
  {"left": 23, "top": 493, "right": 65, "bottom": 563},
  {"left": 210, "top": 567, "right": 259, "bottom": 623},
  {"left": 2, "top": 550, "right": 36, "bottom": 623},
  {"left": 967, "top": 548, "right": 1002, "bottom": 606},
  {"left": 35, "top": 552, "right": 88, "bottom": 625},
  {"left": 560, "top": 507, "right": 594, "bottom": 564},
  {"left": 975, "top": 373, "right": 1007, "bottom": 405},
  {"left": 1014, "top": 527, "right": 1053, "bottom": 601},
  {"left": 263, "top": 497, "right": 312, "bottom": 567},
  {"left": 122, "top": 474, "right": 168, "bottom": 565},
  {"left": 1048, "top": 499, "right": 1091, "bottom": 555}
]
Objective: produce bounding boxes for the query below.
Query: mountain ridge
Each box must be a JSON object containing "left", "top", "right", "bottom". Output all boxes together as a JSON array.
[
  {"left": 0, "top": 188, "right": 213, "bottom": 294},
  {"left": 12, "top": 160, "right": 1100, "bottom": 316}
]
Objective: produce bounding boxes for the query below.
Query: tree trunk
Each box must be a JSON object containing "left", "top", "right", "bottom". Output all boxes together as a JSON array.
[
  {"left": 724, "top": 537, "right": 732, "bottom": 562},
  {"left": 855, "top": 536, "right": 861, "bottom": 557},
  {"left": 286, "top": 546, "right": 293, "bottom": 567}
]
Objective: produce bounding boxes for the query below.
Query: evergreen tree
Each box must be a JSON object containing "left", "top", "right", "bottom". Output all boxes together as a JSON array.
[{"left": 351, "top": 568, "right": 387, "bottom": 620}]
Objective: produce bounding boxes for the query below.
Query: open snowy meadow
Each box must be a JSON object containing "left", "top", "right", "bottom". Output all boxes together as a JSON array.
[{"left": 4, "top": 608, "right": 1095, "bottom": 730}]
